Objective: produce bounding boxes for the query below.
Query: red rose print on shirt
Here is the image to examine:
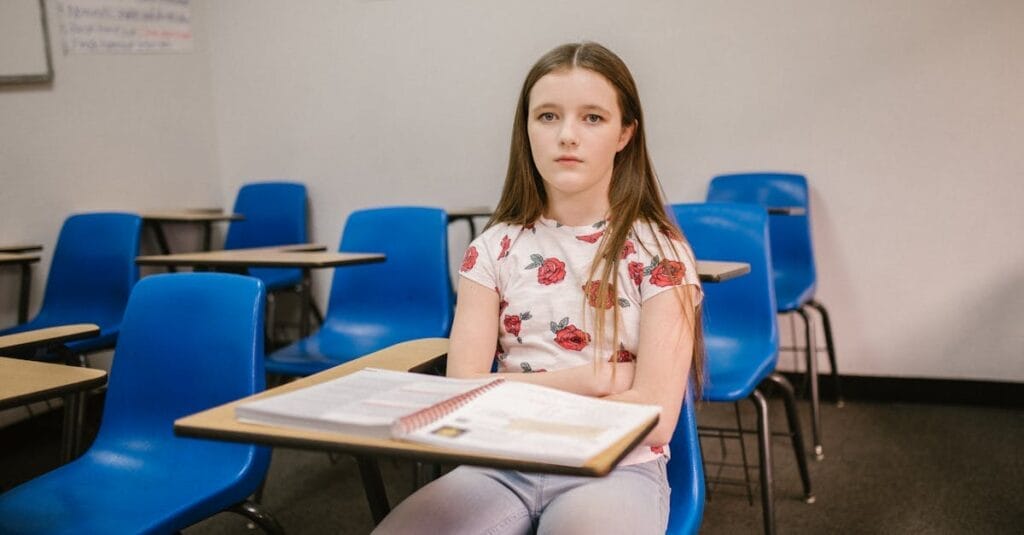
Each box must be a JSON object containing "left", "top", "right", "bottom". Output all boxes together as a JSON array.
[
  {"left": 651, "top": 445, "right": 665, "bottom": 455},
  {"left": 497, "top": 235, "right": 511, "bottom": 260},
  {"left": 621, "top": 239, "right": 636, "bottom": 259},
  {"left": 582, "top": 280, "right": 615, "bottom": 310},
  {"left": 628, "top": 261, "right": 645, "bottom": 287},
  {"left": 550, "top": 317, "right": 591, "bottom": 351},
  {"left": 525, "top": 254, "right": 566, "bottom": 285},
  {"left": 460, "top": 246, "right": 478, "bottom": 272},
  {"left": 575, "top": 230, "right": 604, "bottom": 244},
  {"left": 503, "top": 311, "right": 531, "bottom": 343},
  {"left": 609, "top": 344, "right": 636, "bottom": 362},
  {"left": 649, "top": 258, "right": 685, "bottom": 287},
  {"left": 504, "top": 314, "right": 521, "bottom": 335},
  {"left": 498, "top": 297, "right": 509, "bottom": 316}
]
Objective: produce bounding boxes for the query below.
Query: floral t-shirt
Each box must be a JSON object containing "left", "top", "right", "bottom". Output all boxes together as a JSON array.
[{"left": 458, "top": 215, "right": 702, "bottom": 465}]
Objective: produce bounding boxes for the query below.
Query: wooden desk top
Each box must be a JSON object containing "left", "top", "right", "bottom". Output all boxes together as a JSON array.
[
  {"left": 0, "top": 357, "right": 107, "bottom": 410},
  {"left": 767, "top": 206, "right": 807, "bottom": 216},
  {"left": 140, "top": 210, "right": 244, "bottom": 223},
  {"left": 0, "top": 253, "right": 41, "bottom": 266},
  {"left": 175, "top": 338, "right": 656, "bottom": 477},
  {"left": 136, "top": 248, "right": 383, "bottom": 269},
  {"left": 0, "top": 324, "right": 101, "bottom": 354},
  {"left": 0, "top": 244, "right": 43, "bottom": 254},
  {"left": 697, "top": 261, "right": 750, "bottom": 283},
  {"left": 447, "top": 207, "right": 493, "bottom": 219}
]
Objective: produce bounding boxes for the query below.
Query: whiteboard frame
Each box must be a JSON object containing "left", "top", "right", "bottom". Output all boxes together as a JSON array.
[{"left": 0, "top": 0, "right": 54, "bottom": 85}]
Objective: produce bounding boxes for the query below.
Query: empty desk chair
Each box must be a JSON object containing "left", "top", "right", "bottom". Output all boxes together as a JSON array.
[
  {"left": 666, "top": 389, "right": 706, "bottom": 535},
  {"left": 707, "top": 172, "right": 839, "bottom": 459},
  {"left": 225, "top": 181, "right": 310, "bottom": 337},
  {"left": 671, "top": 202, "right": 813, "bottom": 535},
  {"left": 0, "top": 213, "right": 140, "bottom": 363},
  {"left": 266, "top": 206, "right": 454, "bottom": 378},
  {"left": 0, "top": 273, "right": 280, "bottom": 534}
]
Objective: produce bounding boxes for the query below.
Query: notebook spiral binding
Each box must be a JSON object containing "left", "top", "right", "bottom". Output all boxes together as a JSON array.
[{"left": 392, "top": 378, "right": 507, "bottom": 435}]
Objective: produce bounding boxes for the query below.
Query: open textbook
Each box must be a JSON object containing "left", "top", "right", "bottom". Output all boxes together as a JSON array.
[{"left": 235, "top": 368, "right": 661, "bottom": 467}]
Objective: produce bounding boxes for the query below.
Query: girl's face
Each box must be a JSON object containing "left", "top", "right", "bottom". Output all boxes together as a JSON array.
[{"left": 527, "top": 68, "right": 635, "bottom": 208}]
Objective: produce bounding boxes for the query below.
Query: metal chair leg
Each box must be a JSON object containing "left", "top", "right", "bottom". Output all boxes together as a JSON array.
[
  {"left": 766, "top": 373, "right": 815, "bottom": 503},
  {"left": 750, "top": 389, "right": 776, "bottom": 535},
  {"left": 796, "top": 307, "right": 824, "bottom": 460},
  {"left": 229, "top": 500, "right": 284, "bottom": 535},
  {"left": 808, "top": 299, "right": 842, "bottom": 407},
  {"left": 733, "top": 402, "right": 755, "bottom": 505}
]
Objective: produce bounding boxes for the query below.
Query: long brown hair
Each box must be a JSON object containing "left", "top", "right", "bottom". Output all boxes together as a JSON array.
[{"left": 488, "top": 42, "right": 705, "bottom": 397}]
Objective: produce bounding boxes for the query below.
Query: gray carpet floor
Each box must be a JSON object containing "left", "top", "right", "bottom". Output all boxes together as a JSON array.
[{"left": 3, "top": 397, "right": 1022, "bottom": 534}]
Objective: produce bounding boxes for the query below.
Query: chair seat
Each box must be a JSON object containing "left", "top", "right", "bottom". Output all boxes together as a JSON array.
[
  {"left": 700, "top": 337, "right": 777, "bottom": 402},
  {"left": 265, "top": 316, "right": 446, "bottom": 376},
  {"left": 773, "top": 271, "right": 816, "bottom": 312},
  {"left": 0, "top": 441, "right": 263, "bottom": 534},
  {"left": 248, "top": 266, "right": 303, "bottom": 292}
]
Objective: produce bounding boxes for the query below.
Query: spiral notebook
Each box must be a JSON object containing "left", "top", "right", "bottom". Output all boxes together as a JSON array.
[{"left": 235, "top": 368, "right": 661, "bottom": 467}]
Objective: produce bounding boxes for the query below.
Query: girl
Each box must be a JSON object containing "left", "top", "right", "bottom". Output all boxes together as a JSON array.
[{"left": 374, "top": 42, "right": 703, "bottom": 535}]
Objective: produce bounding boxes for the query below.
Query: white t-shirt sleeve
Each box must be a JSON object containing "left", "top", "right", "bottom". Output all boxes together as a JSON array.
[
  {"left": 632, "top": 222, "right": 703, "bottom": 305},
  {"left": 457, "top": 225, "right": 504, "bottom": 293}
]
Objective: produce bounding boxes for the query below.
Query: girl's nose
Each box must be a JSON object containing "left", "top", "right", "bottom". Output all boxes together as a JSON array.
[{"left": 559, "top": 125, "right": 579, "bottom": 147}]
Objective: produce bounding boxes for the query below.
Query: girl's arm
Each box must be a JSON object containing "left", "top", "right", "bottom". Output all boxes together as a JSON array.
[
  {"left": 603, "top": 285, "right": 699, "bottom": 446},
  {"left": 447, "top": 277, "right": 634, "bottom": 397}
]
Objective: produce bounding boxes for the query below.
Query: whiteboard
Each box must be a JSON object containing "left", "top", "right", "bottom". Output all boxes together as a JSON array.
[
  {"left": 0, "top": 0, "right": 54, "bottom": 84},
  {"left": 58, "top": 0, "right": 194, "bottom": 54}
]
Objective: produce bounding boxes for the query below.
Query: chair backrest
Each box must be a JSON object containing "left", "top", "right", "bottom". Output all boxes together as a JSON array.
[
  {"left": 666, "top": 389, "right": 705, "bottom": 534},
  {"left": 224, "top": 181, "right": 308, "bottom": 288},
  {"left": 326, "top": 207, "right": 454, "bottom": 334},
  {"left": 670, "top": 203, "right": 778, "bottom": 375},
  {"left": 96, "top": 272, "right": 267, "bottom": 433},
  {"left": 35, "top": 212, "right": 141, "bottom": 327},
  {"left": 224, "top": 181, "right": 308, "bottom": 250},
  {"left": 706, "top": 173, "right": 816, "bottom": 291}
]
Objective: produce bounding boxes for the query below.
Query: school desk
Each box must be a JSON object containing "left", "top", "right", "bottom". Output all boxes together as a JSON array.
[
  {"left": 767, "top": 206, "right": 807, "bottom": 216},
  {"left": 446, "top": 206, "right": 493, "bottom": 239},
  {"left": 0, "top": 355, "right": 106, "bottom": 462},
  {"left": 135, "top": 246, "right": 384, "bottom": 337},
  {"left": 0, "top": 252, "right": 41, "bottom": 324},
  {"left": 0, "top": 244, "right": 43, "bottom": 254},
  {"left": 175, "top": 338, "right": 664, "bottom": 524},
  {"left": 140, "top": 209, "right": 244, "bottom": 259}
]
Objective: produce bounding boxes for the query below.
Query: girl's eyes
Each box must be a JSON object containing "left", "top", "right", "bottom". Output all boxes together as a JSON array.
[{"left": 535, "top": 113, "right": 604, "bottom": 124}]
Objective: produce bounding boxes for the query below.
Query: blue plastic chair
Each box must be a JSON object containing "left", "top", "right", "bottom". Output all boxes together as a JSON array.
[
  {"left": 671, "top": 202, "right": 813, "bottom": 535},
  {"left": 707, "top": 172, "right": 840, "bottom": 459},
  {"left": 0, "top": 273, "right": 281, "bottom": 534},
  {"left": 0, "top": 213, "right": 141, "bottom": 361},
  {"left": 224, "top": 181, "right": 309, "bottom": 292},
  {"left": 666, "top": 389, "right": 706, "bottom": 534},
  {"left": 265, "top": 207, "right": 454, "bottom": 377}
]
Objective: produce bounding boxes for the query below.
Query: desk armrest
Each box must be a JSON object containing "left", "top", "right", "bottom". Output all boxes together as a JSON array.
[{"left": 335, "top": 338, "right": 449, "bottom": 375}]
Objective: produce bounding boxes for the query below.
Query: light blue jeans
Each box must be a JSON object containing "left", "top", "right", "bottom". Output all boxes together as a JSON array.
[{"left": 372, "top": 458, "right": 670, "bottom": 535}]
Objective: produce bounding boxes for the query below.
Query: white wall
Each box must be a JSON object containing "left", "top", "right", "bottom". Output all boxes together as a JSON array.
[{"left": 205, "top": 0, "right": 1023, "bottom": 382}]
